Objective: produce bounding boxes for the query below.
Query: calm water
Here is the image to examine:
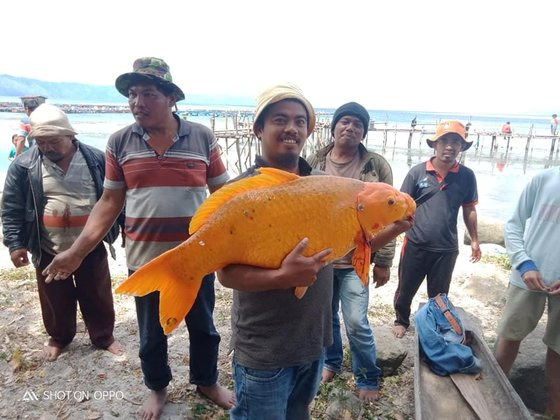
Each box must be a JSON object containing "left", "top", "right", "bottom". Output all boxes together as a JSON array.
[{"left": 0, "top": 109, "right": 554, "bottom": 223}]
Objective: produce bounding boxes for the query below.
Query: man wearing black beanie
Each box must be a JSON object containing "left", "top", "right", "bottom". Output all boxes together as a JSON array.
[
  {"left": 329, "top": 102, "right": 371, "bottom": 139},
  {"left": 308, "top": 102, "right": 411, "bottom": 402}
]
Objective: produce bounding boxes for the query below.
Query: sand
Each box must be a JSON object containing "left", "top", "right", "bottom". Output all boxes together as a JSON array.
[{"left": 0, "top": 234, "right": 517, "bottom": 419}]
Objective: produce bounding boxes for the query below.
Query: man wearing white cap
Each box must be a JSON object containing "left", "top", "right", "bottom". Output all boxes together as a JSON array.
[
  {"left": 217, "top": 83, "right": 333, "bottom": 419},
  {"left": 218, "top": 85, "right": 408, "bottom": 419},
  {"left": 1, "top": 103, "right": 122, "bottom": 361},
  {"left": 392, "top": 120, "right": 481, "bottom": 338}
]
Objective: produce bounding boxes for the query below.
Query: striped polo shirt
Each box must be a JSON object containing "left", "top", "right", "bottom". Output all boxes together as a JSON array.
[
  {"left": 41, "top": 146, "right": 97, "bottom": 254},
  {"left": 104, "top": 116, "right": 230, "bottom": 271}
]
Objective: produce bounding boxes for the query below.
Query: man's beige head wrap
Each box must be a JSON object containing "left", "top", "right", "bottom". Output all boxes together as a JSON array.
[
  {"left": 253, "top": 83, "right": 316, "bottom": 136},
  {"left": 28, "top": 104, "right": 77, "bottom": 140}
]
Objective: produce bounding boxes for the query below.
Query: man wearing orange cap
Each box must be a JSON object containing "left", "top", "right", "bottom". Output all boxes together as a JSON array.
[{"left": 392, "top": 120, "right": 481, "bottom": 338}]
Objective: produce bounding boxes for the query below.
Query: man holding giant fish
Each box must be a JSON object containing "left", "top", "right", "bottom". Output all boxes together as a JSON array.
[
  {"left": 44, "top": 57, "right": 234, "bottom": 418},
  {"left": 44, "top": 78, "right": 416, "bottom": 417},
  {"left": 109, "top": 83, "right": 414, "bottom": 419}
]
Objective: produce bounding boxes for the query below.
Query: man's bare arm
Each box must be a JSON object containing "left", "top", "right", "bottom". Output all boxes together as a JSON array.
[{"left": 43, "top": 188, "right": 125, "bottom": 282}]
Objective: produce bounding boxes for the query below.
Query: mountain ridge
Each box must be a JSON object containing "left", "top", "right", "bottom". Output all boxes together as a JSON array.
[{"left": 0, "top": 74, "right": 255, "bottom": 107}]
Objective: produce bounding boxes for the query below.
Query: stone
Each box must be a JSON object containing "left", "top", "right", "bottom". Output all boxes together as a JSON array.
[
  {"left": 325, "top": 389, "right": 361, "bottom": 419},
  {"left": 461, "top": 274, "right": 508, "bottom": 305},
  {"left": 464, "top": 218, "right": 505, "bottom": 247},
  {"left": 374, "top": 325, "right": 408, "bottom": 376}
]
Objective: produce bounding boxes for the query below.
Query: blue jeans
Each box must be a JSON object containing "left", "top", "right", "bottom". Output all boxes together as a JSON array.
[
  {"left": 231, "top": 357, "right": 323, "bottom": 420},
  {"left": 324, "top": 268, "right": 381, "bottom": 390},
  {"left": 133, "top": 272, "right": 220, "bottom": 390}
]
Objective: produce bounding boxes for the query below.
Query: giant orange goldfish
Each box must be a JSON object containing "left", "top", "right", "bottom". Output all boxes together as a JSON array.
[{"left": 116, "top": 167, "right": 416, "bottom": 334}]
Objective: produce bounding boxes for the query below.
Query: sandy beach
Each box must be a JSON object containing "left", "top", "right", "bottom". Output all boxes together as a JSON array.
[{"left": 0, "top": 227, "right": 536, "bottom": 419}]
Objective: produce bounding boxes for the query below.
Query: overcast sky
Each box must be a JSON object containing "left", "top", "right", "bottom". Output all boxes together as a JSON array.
[{"left": 1, "top": 0, "right": 558, "bottom": 114}]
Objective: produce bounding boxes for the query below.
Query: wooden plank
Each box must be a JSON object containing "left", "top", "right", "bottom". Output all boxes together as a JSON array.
[
  {"left": 450, "top": 373, "right": 493, "bottom": 420},
  {"left": 414, "top": 305, "right": 533, "bottom": 420}
]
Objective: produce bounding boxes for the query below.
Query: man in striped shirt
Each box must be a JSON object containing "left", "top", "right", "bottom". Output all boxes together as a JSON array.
[
  {"left": 44, "top": 57, "right": 232, "bottom": 418},
  {"left": 2, "top": 103, "right": 122, "bottom": 361}
]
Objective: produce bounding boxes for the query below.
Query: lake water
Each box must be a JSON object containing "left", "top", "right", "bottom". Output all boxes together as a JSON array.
[{"left": 0, "top": 109, "right": 556, "bottom": 224}]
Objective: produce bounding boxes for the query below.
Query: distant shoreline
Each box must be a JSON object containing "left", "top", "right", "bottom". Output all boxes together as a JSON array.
[
  {"left": 0, "top": 101, "right": 130, "bottom": 114},
  {"left": 0, "top": 101, "right": 260, "bottom": 116}
]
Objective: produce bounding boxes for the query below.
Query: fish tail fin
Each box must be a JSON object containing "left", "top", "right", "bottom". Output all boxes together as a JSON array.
[
  {"left": 115, "top": 247, "right": 204, "bottom": 334},
  {"left": 294, "top": 286, "right": 308, "bottom": 299}
]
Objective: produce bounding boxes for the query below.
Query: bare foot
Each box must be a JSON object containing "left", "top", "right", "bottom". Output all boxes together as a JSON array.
[
  {"left": 106, "top": 341, "right": 124, "bottom": 356},
  {"left": 139, "top": 389, "right": 167, "bottom": 420},
  {"left": 42, "top": 345, "right": 62, "bottom": 361},
  {"left": 359, "top": 388, "right": 380, "bottom": 402},
  {"left": 197, "top": 383, "right": 235, "bottom": 410},
  {"left": 392, "top": 324, "right": 407, "bottom": 339},
  {"left": 321, "top": 368, "right": 335, "bottom": 383}
]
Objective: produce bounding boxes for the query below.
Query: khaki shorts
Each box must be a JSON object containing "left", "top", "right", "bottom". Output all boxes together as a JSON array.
[{"left": 497, "top": 284, "right": 560, "bottom": 354}]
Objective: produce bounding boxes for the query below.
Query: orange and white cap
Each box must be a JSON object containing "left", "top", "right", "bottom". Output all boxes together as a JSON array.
[{"left": 426, "top": 120, "right": 472, "bottom": 151}]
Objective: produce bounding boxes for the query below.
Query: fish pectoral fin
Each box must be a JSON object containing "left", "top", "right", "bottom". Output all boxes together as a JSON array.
[
  {"left": 189, "top": 167, "right": 300, "bottom": 234},
  {"left": 351, "top": 239, "right": 371, "bottom": 287},
  {"left": 115, "top": 248, "right": 203, "bottom": 335},
  {"left": 294, "top": 286, "right": 308, "bottom": 299}
]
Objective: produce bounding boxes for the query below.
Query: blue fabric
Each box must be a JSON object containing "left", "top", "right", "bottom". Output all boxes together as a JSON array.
[
  {"left": 516, "top": 260, "right": 538, "bottom": 276},
  {"left": 415, "top": 294, "right": 481, "bottom": 376},
  {"left": 324, "top": 268, "right": 381, "bottom": 389},
  {"left": 231, "top": 357, "right": 323, "bottom": 420}
]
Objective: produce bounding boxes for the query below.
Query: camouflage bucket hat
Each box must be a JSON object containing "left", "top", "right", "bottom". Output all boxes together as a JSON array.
[{"left": 115, "top": 57, "right": 185, "bottom": 101}]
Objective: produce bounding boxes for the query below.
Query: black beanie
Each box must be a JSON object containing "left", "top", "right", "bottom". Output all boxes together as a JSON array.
[{"left": 330, "top": 102, "right": 370, "bottom": 139}]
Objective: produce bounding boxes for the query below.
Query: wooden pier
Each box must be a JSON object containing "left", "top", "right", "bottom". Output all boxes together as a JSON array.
[
  {"left": 186, "top": 111, "right": 334, "bottom": 175},
  {"left": 184, "top": 111, "right": 560, "bottom": 176}
]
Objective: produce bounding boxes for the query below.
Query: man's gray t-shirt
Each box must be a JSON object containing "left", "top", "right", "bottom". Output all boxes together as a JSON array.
[{"left": 229, "top": 156, "right": 334, "bottom": 369}]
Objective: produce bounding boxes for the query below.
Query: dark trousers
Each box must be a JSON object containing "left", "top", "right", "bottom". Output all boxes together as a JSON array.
[
  {"left": 133, "top": 272, "right": 220, "bottom": 391},
  {"left": 393, "top": 239, "right": 459, "bottom": 328},
  {"left": 36, "top": 244, "right": 115, "bottom": 349}
]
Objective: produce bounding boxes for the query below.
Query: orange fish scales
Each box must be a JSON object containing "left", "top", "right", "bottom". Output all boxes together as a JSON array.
[
  {"left": 116, "top": 167, "right": 416, "bottom": 334},
  {"left": 194, "top": 175, "right": 365, "bottom": 269}
]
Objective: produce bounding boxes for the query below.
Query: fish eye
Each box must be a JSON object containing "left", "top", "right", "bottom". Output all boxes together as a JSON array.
[{"left": 388, "top": 198, "right": 395, "bottom": 206}]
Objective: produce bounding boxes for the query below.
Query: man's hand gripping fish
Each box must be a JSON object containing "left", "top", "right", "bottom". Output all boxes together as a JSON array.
[{"left": 116, "top": 167, "right": 416, "bottom": 334}]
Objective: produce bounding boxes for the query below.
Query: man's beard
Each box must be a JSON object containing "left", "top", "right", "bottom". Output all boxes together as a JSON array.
[{"left": 275, "top": 153, "right": 299, "bottom": 170}]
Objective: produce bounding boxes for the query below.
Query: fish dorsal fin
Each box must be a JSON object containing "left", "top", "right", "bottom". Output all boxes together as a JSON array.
[{"left": 189, "top": 167, "right": 300, "bottom": 234}]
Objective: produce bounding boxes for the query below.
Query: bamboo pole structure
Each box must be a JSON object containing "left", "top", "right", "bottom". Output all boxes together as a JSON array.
[
  {"left": 490, "top": 135, "right": 497, "bottom": 158},
  {"left": 203, "top": 111, "right": 559, "bottom": 176},
  {"left": 547, "top": 136, "right": 557, "bottom": 168}
]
